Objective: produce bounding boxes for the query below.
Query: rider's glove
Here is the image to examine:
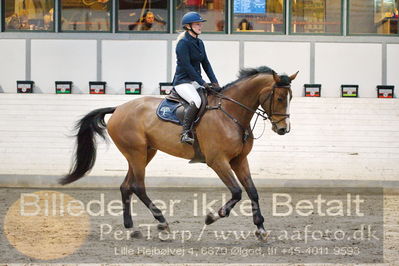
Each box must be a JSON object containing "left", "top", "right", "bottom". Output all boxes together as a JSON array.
[
  {"left": 211, "top": 83, "right": 222, "bottom": 93},
  {"left": 203, "top": 83, "right": 222, "bottom": 93},
  {"left": 203, "top": 83, "right": 212, "bottom": 91}
]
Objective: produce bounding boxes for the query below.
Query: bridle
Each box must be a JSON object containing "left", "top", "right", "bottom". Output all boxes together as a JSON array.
[
  {"left": 207, "top": 83, "right": 292, "bottom": 141},
  {"left": 259, "top": 83, "right": 292, "bottom": 131}
]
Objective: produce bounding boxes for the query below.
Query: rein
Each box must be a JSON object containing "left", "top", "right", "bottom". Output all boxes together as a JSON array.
[{"left": 206, "top": 84, "right": 291, "bottom": 141}]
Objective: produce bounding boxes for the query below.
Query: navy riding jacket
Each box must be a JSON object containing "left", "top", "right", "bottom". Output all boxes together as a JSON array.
[{"left": 173, "top": 31, "right": 218, "bottom": 86}]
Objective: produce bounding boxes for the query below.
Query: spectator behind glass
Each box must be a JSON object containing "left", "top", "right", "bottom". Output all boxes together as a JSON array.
[
  {"left": 216, "top": 19, "right": 224, "bottom": 31},
  {"left": 5, "top": 13, "right": 25, "bottom": 29},
  {"left": 5, "top": 0, "right": 54, "bottom": 30},
  {"left": 43, "top": 8, "right": 53, "bottom": 30},
  {"left": 237, "top": 18, "right": 253, "bottom": 31},
  {"left": 128, "top": 10, "right": 166, "bottom": 31}
]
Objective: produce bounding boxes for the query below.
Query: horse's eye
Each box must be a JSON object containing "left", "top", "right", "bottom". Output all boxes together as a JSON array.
[{"left": 277, "top": 97, "right": 283, "bottom": 102}]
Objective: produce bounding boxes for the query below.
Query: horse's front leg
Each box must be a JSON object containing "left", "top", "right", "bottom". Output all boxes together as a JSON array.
[
  {"left": 205, "top": 160, "right": 242, "bottom": 225},
  {"left": 231, "top": 156, "right": 268, "bottom": 241}
]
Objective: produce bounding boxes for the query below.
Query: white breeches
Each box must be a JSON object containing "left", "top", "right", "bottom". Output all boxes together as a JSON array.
[{"left": 174, "top": 82, "right": 202, "bottom": 109}]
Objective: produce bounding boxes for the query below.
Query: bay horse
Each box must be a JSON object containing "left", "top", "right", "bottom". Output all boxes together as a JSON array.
[{"left": 60, "top": 66, "right": 298, "bottom": 241}]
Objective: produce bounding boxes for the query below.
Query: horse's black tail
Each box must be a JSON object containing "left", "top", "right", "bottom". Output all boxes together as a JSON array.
[{"left": 59, "top": 107, "right": 116, "bottom": 185}]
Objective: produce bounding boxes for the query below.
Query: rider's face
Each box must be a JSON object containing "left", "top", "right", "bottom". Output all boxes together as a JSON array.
[{"left": 190, "top": 22, "right": 203, "bottom": 34}]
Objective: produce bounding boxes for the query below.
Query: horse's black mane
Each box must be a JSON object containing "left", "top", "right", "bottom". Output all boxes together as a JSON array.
[
  {"left": 238, "top": 66, "right": 275, "bottom": 79},
  {"left": 222, "top": 66, "right": 290, "bottom": 90}
]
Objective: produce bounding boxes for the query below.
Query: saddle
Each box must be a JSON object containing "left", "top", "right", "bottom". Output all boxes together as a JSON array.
[
  {"left": 157, "top": 87, "right": 208, "bottom": 126},
  {"left": 156, "top": 87, "right": 208, "bottom": 163}
]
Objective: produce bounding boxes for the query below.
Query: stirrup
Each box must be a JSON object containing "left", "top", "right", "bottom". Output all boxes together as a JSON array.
[{"left": 180, "top": 131, "right": 194, "bottom": 145}]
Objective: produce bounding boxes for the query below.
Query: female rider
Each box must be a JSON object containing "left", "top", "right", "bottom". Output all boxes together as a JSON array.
[{"left": 172, "top": 11, "right": 221, "bottom": 145}]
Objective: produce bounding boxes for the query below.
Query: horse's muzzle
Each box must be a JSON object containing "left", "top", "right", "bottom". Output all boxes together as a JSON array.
[
  {"left": 272, "top": 122, "right": 290, "bottom": 135},
  {"left": 277, "top": 128, "right": 287, "bottom": 135}
]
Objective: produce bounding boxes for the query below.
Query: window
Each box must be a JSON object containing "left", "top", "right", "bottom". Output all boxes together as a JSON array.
[
  {"left": 291, "top": 0, "right": 342, "bottom": 34},
  {"left": 175, "top": 0, "right": 226, "bottom": 32},
  {"left": 349, "top": 0, "right": 398, "bottom": 35},
  {"left": 3, "top": 0, "right": 54, "bottom": 31},
  {"left": 61, "top": 0, "right": 111, "bottom": 31},
  {"left": 118, "top": 0, "right": 168, "bottom": 32},
  {"left": 232, "top": 0, "right": 284, "bottom": 33}
]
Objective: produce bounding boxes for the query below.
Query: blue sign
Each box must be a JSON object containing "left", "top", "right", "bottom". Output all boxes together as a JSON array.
[{"left": 234, "top": 0, "right": 266, "bottom": 14}]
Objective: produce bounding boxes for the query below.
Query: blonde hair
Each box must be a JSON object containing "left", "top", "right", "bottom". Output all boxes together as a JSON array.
[{"left": 176, "top": 31, "right": 186, "bottom": 42}]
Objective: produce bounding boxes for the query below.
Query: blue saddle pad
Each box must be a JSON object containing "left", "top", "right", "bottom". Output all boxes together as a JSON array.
[{"left": 156, "top": 99, "right": 182, "bottom": 125}]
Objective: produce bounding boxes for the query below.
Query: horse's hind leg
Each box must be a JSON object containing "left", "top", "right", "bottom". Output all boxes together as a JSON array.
[
  {"left": 205, "top": 160, "right": 242, "bottom": 225},
  {"left": 120, "top": 148, "right": 167, "bottom": 231},
  {"left": 129, "top": 148, "right": 169, "bottom": 231},
  {"left": 120, "top": 167, "right": 135, "bottom": 229}
]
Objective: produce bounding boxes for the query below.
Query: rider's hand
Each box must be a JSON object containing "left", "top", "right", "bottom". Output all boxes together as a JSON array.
[
  {"left": 203, "top": 83, "right": 212, "bottom": 91},
  {"left": 211, "top": 83, "right": 222, "bottom": 93}
]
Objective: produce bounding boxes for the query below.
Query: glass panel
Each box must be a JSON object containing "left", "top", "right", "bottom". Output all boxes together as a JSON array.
[
  {"left": 349, "top": 0, "right": 398, "bottom": 34},
  {"left": 61, "top": 0, "right": 111, "bottom": 31},
  {"left": 175, "top": 0, "right": 226, "bottom": 32},
  {"left": 4, "top": 0, "right": 54, "bottom": 31},
  {"left": 118, "top": 0, "right": 168, "bottom": 32},
  {"left": 232, "top": 0, "right": 284, "bottom": 33},
  {"left": 291, "top": 0, "right": 342, "bottom": 34}
]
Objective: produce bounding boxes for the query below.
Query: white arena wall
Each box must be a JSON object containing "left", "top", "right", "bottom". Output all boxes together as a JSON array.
[
  {"left": 0, "top": 39, "right": 26, "bottom": 93},
  {"left": 1, "top": 35, "right": 399, "bottom": 96},
  {"left": 0, "top": 94, "right": 398, "bottom": 187}
]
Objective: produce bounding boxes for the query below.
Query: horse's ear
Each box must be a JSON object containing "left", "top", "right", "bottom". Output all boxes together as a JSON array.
[
  {"left": 273, "top": 72, "right": 281, "bottom": 83},
  {"left": 289, "top": 71, "right": 299, "bottom": 81}
]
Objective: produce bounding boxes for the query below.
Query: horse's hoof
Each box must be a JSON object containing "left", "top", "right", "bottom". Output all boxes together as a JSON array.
[
  {"left": 205, "top": 212, "right": 220, "bottom": 225},
  {"left": 131, "top": 230, "right": 143, "bottom": 239},
  {"left": 255, "top": 229, "right": 269, "bottom": 242},
  {"left": 124, "top": 220, "right": 133, "bottom": 228},
  {"left": 157, "top": 222, "right": 170, "bottom": 232}
]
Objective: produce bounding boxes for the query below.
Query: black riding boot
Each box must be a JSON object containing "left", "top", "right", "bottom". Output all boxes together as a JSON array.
[{"left": 181, "top": 102, "right": 199, "bottom": 145}]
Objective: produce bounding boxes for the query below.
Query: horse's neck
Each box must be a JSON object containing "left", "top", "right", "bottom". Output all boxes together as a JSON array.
[{"left": 222, "top": 75, "right": 271, "bottom": 128}]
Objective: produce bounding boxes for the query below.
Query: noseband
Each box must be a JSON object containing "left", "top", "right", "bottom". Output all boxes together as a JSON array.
[{"left": 207, "top": 83, "right": 292, "bottom": 141}]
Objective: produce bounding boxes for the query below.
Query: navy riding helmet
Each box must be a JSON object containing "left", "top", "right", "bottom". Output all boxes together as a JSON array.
[{"left": 181, "top": 12, "right": 206, "bottom": 26}]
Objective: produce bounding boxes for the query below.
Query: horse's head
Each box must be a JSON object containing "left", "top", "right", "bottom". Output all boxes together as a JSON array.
[{"left": 259, "top": 71, "right": 298, "bottom": 135}]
